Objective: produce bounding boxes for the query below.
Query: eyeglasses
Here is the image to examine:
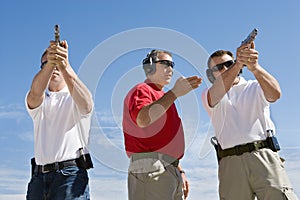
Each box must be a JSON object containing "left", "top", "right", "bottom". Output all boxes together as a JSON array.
[
  {"left": 210, "top": 60, "right": 234, "bottom": 72},
  {"left": 154, "top": 60, "right": 175, "bottom": 68},
  {"left": 40, "top": 61, "right": 48, "bottom": 69}
]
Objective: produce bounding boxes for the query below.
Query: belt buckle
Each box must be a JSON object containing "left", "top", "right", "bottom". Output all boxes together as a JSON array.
[
  {"left": 41, "top": 165, "right": 50, "bottom": 173},
  {"left": 253, "top": 141, "right": 261, "bottom": 151},
  {"left": 41, "top": 162, "right": 59, "bottom": 173}
]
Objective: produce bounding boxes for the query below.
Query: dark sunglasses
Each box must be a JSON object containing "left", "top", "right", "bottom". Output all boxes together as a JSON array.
[
  {"left": 40, "top": 61, "right": 48, "bottom": 69},
  {"left": 154, "top": 60, "right": 175, "bottom": 68},
  {"left": 211, "top": 60, "right": 234, "bottom": 72}
]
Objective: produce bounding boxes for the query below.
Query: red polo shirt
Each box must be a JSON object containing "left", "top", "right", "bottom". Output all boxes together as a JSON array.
[{"left": 122, "top": 79, "right": 185, "bottom": 159}]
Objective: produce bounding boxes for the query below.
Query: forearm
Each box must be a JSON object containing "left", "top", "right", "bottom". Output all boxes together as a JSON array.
[
  {"left": 136, "top": 90, "right": 177, "bottom": 128},
  {"left": 208, "top": 63, "right": 242, "bottom": 107},
  {"left": 61, "top": 65, "right": 93, "bottom": 114},
  {"left": 27, "top": 68, "right": 53, "bottom": 109},
  {"left": 252, "top": 65, "right": 281, "bottom": 102}
]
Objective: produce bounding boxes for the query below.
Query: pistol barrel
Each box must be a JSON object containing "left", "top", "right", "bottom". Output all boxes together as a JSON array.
[
  {"left": 241, "top": 28, "right": 258, "bottom": 45},
  {"left": 54, "top": 24, "right": 60, "bottom": 45}
]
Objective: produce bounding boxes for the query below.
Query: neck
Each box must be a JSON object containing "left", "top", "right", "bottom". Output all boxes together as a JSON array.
[
  {"left": 155, "top": 83, "right": 164, "bottom": 90},
  {"left": 233, "top": 76, "right": 240, "bottom": 86},
  {"left": 48, "top": 81, "right": 66, "bottom": 92},
  {"left": 147, "top": 78, "right": 164, "bottom": 90}
]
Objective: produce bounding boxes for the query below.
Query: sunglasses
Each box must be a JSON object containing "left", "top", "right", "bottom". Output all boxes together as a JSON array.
[
  {"left": 40, "top": 61, "right": 48, "bottom": 69},
  {"left": 210, "top": 60, "right": 234, "bottom": 72},
  {"left": 154, "top": 60, "right": 175, "bottom": 68}
]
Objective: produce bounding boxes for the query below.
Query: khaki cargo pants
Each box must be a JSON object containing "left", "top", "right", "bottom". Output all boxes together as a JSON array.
[
  {"left": 127, "top": 156, "right": 184, "bottom": 200},
  {"left": 219, "top": 148, "right": 298, "bottom": 200}
]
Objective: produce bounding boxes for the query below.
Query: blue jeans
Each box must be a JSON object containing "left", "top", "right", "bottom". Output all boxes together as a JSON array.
[{"left": 26, "top": 166, "right": 90, "bottom": 200}]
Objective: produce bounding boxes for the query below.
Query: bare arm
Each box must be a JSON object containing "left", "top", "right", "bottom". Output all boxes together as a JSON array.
[
  {"left": 177, "top": 164, "right": 189, "bottom": 199},
  {"left": 237, "top": 42, "right": 281, "bottom": 102},
  {"left": 27, "top": 61, "right": 55, "bottom": 109},
  {"left": 47, "top": 41, "right": 93, "bottom": 114},
  {"left": 207, "top": 61, "right": 243, "bottom": 107},
  {"left": 137, "top": 76, "right": 202, "bottom": 128},
  {"left": 252, "top": 66, "right": 281, "bottom": 102}
]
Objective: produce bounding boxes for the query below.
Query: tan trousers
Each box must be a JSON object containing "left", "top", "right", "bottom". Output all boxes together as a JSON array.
[
  {"left": 127, "top": 157, "right": 183, "bottom": 200},
  {"left": 219, "top": 148, "right": 298, "bottom": 200}
]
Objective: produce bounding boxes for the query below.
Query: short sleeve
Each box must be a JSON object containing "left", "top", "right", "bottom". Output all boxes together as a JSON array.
[
  {"left": 201, "top": 88, "right": 213, "bottom": 117},
  {"left": 129, "top": 86, "right": 152, "bottom": 122}
]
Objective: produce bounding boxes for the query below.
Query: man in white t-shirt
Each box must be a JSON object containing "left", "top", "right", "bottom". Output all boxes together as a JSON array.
[
  {"left": 25, "top": 40, "right": 94, "bottom": 199},
  {"left": 202, "top": 42, "right": 298, "bottom": 200}
]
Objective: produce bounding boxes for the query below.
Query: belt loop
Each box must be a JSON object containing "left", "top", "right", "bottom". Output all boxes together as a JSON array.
[
  {"left": 235, "top": 145, "right": 241, "bottom": 155},
  {"left": 158, "top": 153, "right": 163, "bottom": 161},
  {"left": 55, "top": 162, "right": 59, "bottom": 170},
  {"left": 33, "top": 165, "right": 38, "bottom": 176}
]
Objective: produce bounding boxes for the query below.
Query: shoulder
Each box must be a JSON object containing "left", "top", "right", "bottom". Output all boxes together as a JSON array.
[{"left": 128, "top": 82, "right": 153, "bottom": 96}]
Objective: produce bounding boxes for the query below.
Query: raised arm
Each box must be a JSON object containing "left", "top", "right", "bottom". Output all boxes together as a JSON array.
[
  {"left": 237, "top": 42, "right": 281, "bottom": 102},
  {"left": 47, "top": 41, "right": 93, "bottom": 114},
  {"left": 27, "top": 52, "right": 54, "bottom": 109},
  {"left": 207, "top": 61, "right": 243, "bottom": 107}
]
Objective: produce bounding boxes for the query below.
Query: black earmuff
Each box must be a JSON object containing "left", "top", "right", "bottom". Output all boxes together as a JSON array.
[
  {"left": 206, "top": 68, "right": 216, "bottom": 83},
  {"left": 206, "top": 68, "right": 243, "bottom": 84},
  {"left": 142, "top": 50, "right": 158, "bottom": 75}
]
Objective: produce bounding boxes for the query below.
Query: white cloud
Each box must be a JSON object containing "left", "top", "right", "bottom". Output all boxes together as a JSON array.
[
  {"left": 18, "top": 131, "right": 34, "bottom": 142},
  {"left": 0, "top": 104, "right": 27, "bottom": 121},
  {"left": 0, "top": 168, "right": 28, "bottom": 197}
]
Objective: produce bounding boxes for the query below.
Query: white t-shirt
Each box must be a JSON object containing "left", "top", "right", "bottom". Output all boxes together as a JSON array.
[
  {"left": 202, "top": 77, "right": 275, "bottom": 149},
  {"left": 25, "top": 87, "right": 93, "bottom": 165}
]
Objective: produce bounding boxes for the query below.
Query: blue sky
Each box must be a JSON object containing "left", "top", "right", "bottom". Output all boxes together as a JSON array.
[{"left": 1, "top": 1, "right": 299, "bottom": 199}]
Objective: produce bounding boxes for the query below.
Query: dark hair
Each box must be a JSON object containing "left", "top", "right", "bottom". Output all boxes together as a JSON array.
[
  {"left": 207, "top": 50, "right": 234, "bottom": 68},
  {"left": 40, "top": 49, "right": 48, "bottom": 63}
]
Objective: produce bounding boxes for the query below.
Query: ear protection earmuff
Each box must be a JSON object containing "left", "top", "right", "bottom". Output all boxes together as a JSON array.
[
  {"left": 206, "top": 68, "right": 216, "bottom": 83},
  {"left": 142, "top": 50, "right": 158, "bottom": 75},
  {"left": 206, "top": 67, "right": 243, "bottom": 84}
]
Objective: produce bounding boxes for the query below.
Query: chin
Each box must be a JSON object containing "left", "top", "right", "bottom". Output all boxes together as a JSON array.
[{"left": 164, "top": 80, "right": 171, "bottom": 85}]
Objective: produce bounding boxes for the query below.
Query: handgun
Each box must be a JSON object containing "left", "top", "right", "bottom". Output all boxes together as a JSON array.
[
  {"left": 241, "top": 28, "right": 258, "bottom": 45},
  {"left": 54, "top": 24, "right": 60, "bottom": 46}
]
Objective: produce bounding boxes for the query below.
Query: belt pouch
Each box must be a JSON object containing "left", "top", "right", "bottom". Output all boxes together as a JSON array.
[
  {"left": 266, "top": 136, "right": 281, "bottom": 152},
  {"left": 30, "top": 157, "right": 36, "bottom": 177},
  {"left": 76, "top": 153, "right": 94, "bottom": 169}
]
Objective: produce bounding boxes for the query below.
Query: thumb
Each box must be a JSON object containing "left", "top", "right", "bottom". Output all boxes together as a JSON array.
[{"left": 251, "top": 41, "right": 255, "bottom": 49}]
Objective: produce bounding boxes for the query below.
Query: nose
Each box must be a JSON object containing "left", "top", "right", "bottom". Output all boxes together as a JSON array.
[
  {"left": 166, "top": 65, "right": 173, "bottom": 72},
  {"left": 221, "top": 65, "right": 228, "bottom": 71}
]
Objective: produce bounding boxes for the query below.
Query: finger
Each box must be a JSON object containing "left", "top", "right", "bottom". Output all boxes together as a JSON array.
[
  {"left": 58, "top": 40, "right": 68, "bottom": 49},
  {"left": 186, "top": 76, "right": 199, "bottom": 81},
  {"left": 63, "top": 40, "right": 68, "bottom": 49},
  {"left": 251, "top": 41, "right": 255, "bottom": 49},
  {"left": 188, "top": 77, "right": 202, "bottom": 84},
  {"left": 190, "top": 82, "right": 201, "bottom": 89},
  {"left": 239, "top": 42, "right": 251, "bottom": 50},
  {"left": 47, "top": 53, "right": 56, "bottom": 60},
  {"left": 48, "top": 48, "right": 68, "bottom": 60}
]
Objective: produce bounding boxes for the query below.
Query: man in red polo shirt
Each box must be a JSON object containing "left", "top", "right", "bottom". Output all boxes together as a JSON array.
[{"left": 122, "top": 49, "right": 202, "bottom": 200}]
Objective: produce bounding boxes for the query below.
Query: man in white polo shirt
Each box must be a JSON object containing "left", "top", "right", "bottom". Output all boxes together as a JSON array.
[
  {"left": 202, "top": 42, "right": 298, "bottom": 199},
  {"left": 25, "top": 39, "right": 94, "bottom": 199}
]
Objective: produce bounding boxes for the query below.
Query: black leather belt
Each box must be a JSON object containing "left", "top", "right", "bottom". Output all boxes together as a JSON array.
[
  {"left": 218, "top": 140, "right": 270, "bottom": 159},
  {"left": 37, "top": 159, "right": 77, "bottom": 173},
  {"left": 131, "top": 152, "right": 179, "bottom": 167}
]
